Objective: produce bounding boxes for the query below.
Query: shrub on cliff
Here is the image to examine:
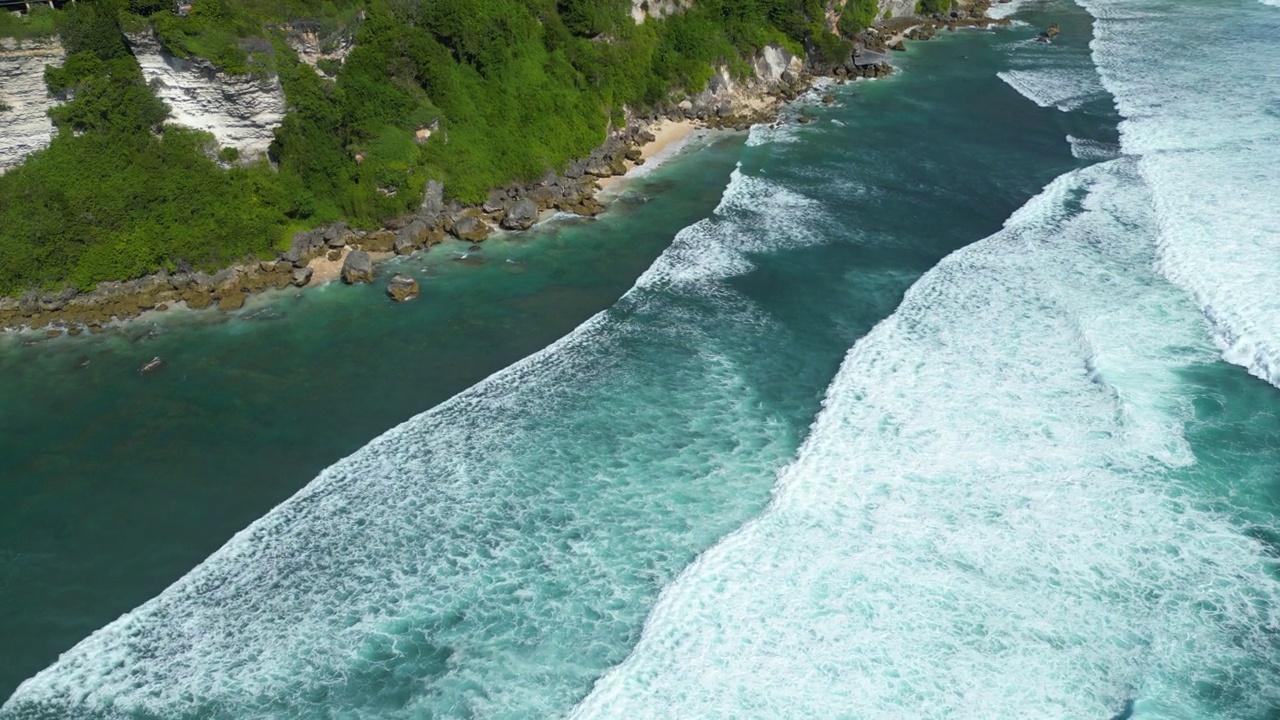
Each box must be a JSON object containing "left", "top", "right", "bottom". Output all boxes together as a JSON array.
[
  {"left": 838, "top": 0, "right": 878, "bottom": 36},
  {"left": 0, "top": 0, "right": 847, "bottom": 295}
]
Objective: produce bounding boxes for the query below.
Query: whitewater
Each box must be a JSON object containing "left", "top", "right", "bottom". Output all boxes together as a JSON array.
[
  {"left": 5, "top": 0, "right": 1279, "bottom": 718},
  {"left": 574, "top": 0, "right": 1280, "bottom": 717}
]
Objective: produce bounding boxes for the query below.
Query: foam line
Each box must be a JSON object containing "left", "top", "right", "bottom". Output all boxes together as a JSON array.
[
  {"left": 1075, "top": 0, "right": 1280, "bottom": 387},
  {"left": 572, "top": 160, "right": 1280, "bottom": 719},
  {"left": 0, "top": 164, "right": 828, "bottom": 719}
]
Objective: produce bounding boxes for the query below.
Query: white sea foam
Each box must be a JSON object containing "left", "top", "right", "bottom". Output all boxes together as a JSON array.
[
  {"left": 573, "top": 159, "right": 1280, "bottom": 720},
  {"left": 997, "top": 67, "right": 1107, "bottom": 111},
  {"left": 0, "top": 148, "right": 829, "bottom": 720},
  {"left": 1067, "top": 134, "right": 1121, "bottom": 160},
  {"left": 986, "top": 0, "right": 1032, "bottom": 19},
  {"left": 634, "top": 166, "right": 826, "bottom": 290},
  {"left": 1076, "top": 0, "right": 1280, "bottom": 386}
]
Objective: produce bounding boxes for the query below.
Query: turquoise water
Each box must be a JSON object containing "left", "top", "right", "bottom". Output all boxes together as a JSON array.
[
  {"left": 6, "top": 0, "right": 1280, "bottom": 717},
  {"left": 0, "top": 135, "right": 746, "bottom": 698}
]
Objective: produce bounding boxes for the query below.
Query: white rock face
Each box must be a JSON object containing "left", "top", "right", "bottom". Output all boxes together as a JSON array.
[
  {"left": 125, "top": 31, "right": 285, "bottom": 159},
  {"left": 630, "top": 0, "right": 689, "bottom": 23},
  {"left": 878, "top": 0, "right": 919, "bottom": 19},
  {"left": 0, "top": 36, "right": 65, "bottom": 173},
  {"left": 282, "top": 25, "right": 353, "bottom": 75},
  {"left": 689, "top": 44, "right": 804, "bottom": 115}
]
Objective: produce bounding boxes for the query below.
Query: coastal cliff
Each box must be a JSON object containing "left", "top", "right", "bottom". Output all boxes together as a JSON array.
[
  {"left": 0, "top": 0, "right": 1006, "bottom": 332},
  {"left": 125, "top": 30, "right": 285, "bottom": 160},
  {"left": 0, "top": 37, "right": 64, "bottom": 173}
]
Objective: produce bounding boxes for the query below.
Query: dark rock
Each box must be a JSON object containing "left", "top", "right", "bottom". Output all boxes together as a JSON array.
[
  {"left": 500, "top": 197, "right": 539, "bottom": 231},
  {"left": 386, "top": 274, "right": 420, "bottom": 302},
  {"left": 624, "top": 147, "right": 643, "bottom": 161},
  {"left": 451, "top": 215, "right": 492, "bottom": 243},
  {"left": 218, "top": 290, "right": 246, "bottom": 311},
  {"left": 358, "top": 230, "right": 396, "bottom": 253},
  {"left": 584, "top": 157, "right": 613, "bottom": 177},
  {"left": 283, "top": 230, "right": 318, "bottom": 266},
  {"left": 564, "top": 160, "right": 586, "bottom": 179},
  {"left": 419, "top": 180, "right": 445, "bottom": 219},
  {"left": 183, "top": 289, "right": 213, "bottom": 310},
  {"left": 482, "top": 190, "right": 508, "bottom": 214},
  {"left": 1042, "top": 22, "right": 1061, "bottom": 39},
  {"left": 327, "top": 249, "right": 342, "bottom": 261},
  {"left": 395, "top": 219, "right": 428, "bottom": 254},
  {"left": 822, "top": 94, "right": 836, "bottom": 104},
  {"left": 323, "top": 221, "right": 347, "bottom": 242},
  {"left": 341, "top": 250, "right": 375, "bottom": 284}
]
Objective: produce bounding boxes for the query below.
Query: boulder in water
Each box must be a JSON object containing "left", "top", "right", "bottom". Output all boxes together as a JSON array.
[{"left": 387, "top": 275, "right": 420, "bottom": 302}]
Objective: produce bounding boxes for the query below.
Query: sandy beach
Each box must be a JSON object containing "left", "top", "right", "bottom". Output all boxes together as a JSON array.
[
  {"left": 309, "top": 247, "right": 393, "bottom": 284},
  {"left": 597, "top": 119, "right": 700, "bottom": 192}
]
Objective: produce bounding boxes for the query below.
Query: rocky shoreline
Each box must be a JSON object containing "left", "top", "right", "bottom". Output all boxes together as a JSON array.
[{"left": 0, "top": 4, "right": 1009, "bottom": 336}]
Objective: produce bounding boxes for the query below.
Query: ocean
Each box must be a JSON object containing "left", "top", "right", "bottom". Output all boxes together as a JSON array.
[{"left": 3, "top": 0, "right": 1278, "bottom": 717}]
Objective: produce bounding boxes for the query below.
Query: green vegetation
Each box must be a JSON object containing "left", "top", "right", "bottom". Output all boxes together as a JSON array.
[
  {"left": 0, "top": 0, "right": 852, "bottom": 296},
  {"left": 0, "top": 1, "right": 289, "bottom": 294},
  {"left": 838, "top": 0, "right": 878, "bottom": 37},
  {"left": 0, "top": 6, "right": 60, "bottom": 40},
  {"left": 916, "top": 0, "right": 952, "bottom": 14}
]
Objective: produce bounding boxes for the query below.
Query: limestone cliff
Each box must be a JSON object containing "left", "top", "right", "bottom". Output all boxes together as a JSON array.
[
  {"left": 124, "top": 30, "right": 285, "bottom": 160},
  {"left": 878, "top": 0, "right": 919, "bottom": 19},
  {"left": 0, "top": 37, "right": 65, "bottom": 174},
  {"left": 630, "top": 0, "right": 690, "bottom": 23},
  {"left": 281, "top": 22, "right": 354, "bottom": 76},
  {"left": 685, "top": 44, "right": 806, "bottom": 118}
]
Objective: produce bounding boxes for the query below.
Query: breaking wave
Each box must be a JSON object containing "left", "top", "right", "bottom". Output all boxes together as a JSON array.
[{"left": 573, "top": 158, "right": 1280, "bottom": 720}]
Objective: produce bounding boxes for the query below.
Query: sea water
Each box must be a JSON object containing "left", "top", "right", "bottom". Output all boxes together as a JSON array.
[{"left": 6, "top": 0, "right": 1277, "bottom": 717}]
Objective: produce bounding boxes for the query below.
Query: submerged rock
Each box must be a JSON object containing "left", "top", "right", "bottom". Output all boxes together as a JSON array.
[
  {"left": 341, "top": 250, "right": 374, "bottom": 284},
  {"left": 386, "top": 275, "right": 420, "bottom": 302},
  {"left": 139, "top": 356, "right": 165, "bottom": 374}
]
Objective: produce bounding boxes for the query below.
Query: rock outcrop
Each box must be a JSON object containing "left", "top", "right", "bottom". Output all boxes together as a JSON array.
[
  {"left": 280, "top": 21, "right": 354, "bottom": 75},
  {"left": 877, "top": 0, "right": 918, "bottom": 21},
  {"left": 125, "top": 31, "right": 286, "bottom": 160},
  {"left": 630, "top": 0, "right": 689, "bottom": 23},
  {"left": 450, "top": 215, "right": 491, "bottom": 243},
  {"left": 500, "top": 198, "right": 539, "bottom": 231},
  {"left": 386, "top": 274, "right": 419, "bottom": 302},
  {"left": 341, "top": 250, "right": 374, "bottom": 284},
  {"left": 0, "top": 37, "right": 66, "bottom": 173}
]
